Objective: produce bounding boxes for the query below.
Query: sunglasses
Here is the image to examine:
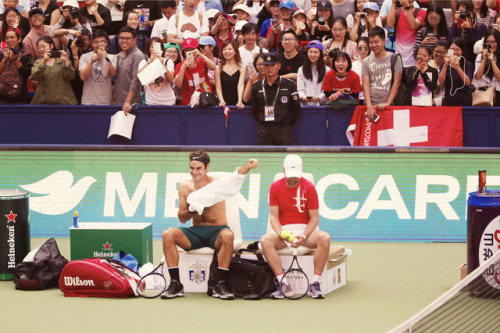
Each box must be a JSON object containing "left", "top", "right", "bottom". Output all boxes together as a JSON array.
[{"left": 358, "top": 46, "right": 369, "bottom": 51}]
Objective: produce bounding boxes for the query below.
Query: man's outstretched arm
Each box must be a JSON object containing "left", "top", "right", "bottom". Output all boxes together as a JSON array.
[{"left": 238, "top": 159, "right": 259, "bottom": 175}]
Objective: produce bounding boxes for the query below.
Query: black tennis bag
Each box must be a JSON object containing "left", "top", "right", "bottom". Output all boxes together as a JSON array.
[
  {"left": 207, "top": 249, "right": 277, "bottom": 300},
  {"left": 14, "top": 238, "right": 69, "bottom": 290}
]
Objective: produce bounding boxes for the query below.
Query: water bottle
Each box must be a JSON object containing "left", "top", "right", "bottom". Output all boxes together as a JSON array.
[{"left": 73, "top": 211, "right": 79, "bottom": 228}]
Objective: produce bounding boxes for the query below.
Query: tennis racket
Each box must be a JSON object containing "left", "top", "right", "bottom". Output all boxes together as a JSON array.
[
  {"left": 136, "top": 262, "right": 167, "bottom": 298},
  {"left": 280, "top": 247, "right": 309, "bottom": 300}
]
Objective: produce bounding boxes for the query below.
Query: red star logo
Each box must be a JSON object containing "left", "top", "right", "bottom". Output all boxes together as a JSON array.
[
  {"left": 103, "top": 241, "right": 112, "bottom": 251},
  {"left": 5, "top": 210, "right": 17, "bottom": 223}
]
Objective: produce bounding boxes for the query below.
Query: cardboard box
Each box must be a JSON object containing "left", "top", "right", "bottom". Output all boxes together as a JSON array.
[
  {"left": 70, "top": 222, "right": 153, "bottom": 265},
  {"left": 169, "top": 246, "right": 350, "bottom": 294},
  {"left": 461, "top": 264, "right": 468, "bottom": 280},
  {"left": 461, "top": 263, "right": 468, "bottom": 291},
  {"left": 177, "top": 253, "right": 214, "bottom": 293}
]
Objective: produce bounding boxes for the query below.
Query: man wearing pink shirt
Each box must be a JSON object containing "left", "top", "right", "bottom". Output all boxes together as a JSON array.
[{"left": 384, "top": 0, "right": 426, "bottom": 67}]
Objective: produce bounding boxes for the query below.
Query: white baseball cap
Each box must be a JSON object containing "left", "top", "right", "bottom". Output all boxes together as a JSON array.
[
  {"left": 235, "top": 20, "right": 248, "bottom": 32},
  {"left": 206, "top": 8, "right": 219, "bottom": 19},
  {"left": 233, "top": 4, "right": 250, "bottom": 15},
  {"left": 62, "top": 0, "right": 79, "bottom": 9},
  {"left": 283, "top": 154, "right": 302, "bottom": 178}
]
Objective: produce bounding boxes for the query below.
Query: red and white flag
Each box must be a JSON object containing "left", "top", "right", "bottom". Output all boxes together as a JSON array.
[
  {"left": 223, "top": 106, "right": 231, "bottom": 120},
  {"left": 346, "top": 106, "right": 463, "bottom": 147}
]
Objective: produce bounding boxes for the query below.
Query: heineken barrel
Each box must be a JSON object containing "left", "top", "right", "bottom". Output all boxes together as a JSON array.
[
  {"left": 467, "top": 191, "right": 500, "bottom": 298},
  {"left": 0, "top": 189, "right": 30, "bottom": 280}
]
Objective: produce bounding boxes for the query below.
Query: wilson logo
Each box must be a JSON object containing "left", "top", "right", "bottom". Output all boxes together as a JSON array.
[{"left": 64, "top": 276, "right": 95, "bottom": 287}]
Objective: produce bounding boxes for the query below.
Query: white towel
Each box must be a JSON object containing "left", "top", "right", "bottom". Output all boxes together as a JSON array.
[{"left": 186, "top": 168, "right": 246, "bottom": 215}]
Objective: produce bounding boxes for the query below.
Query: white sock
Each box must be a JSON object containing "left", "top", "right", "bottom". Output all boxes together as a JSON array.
[
  {"left": 276, "top": 273, "right": 288, "bottom": 286},
  {"left": 312, "top": 273, "right": 321, "bottom": 284}
]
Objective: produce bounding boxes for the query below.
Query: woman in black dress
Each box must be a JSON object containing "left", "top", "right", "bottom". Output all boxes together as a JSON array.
[{"left": 215, "top": 40, "right": 246, "bottom": 109}]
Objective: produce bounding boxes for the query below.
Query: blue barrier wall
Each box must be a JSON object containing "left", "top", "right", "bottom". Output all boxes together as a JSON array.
[{"left": 1, "top": 105, "right": 499, "bottom": 146}]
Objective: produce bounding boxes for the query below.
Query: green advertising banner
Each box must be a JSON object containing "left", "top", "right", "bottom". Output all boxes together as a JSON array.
[{"left": 0, "top": 149, "right": 498, "bottom": 242}]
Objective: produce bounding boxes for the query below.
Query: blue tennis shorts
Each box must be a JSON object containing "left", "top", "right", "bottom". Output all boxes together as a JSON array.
[{"left": 179, "top": 225, "right": 230, "bottom": 250}]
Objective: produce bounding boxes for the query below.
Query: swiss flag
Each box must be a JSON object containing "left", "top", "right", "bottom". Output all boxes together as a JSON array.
[{"left": 346, "top": 106, "right": 463, "bottom": 147}]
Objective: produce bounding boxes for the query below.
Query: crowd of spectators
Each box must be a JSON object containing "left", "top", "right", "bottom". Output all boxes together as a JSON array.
[{"left": 2, "top": 0, "right": 500, "bottom": 113}]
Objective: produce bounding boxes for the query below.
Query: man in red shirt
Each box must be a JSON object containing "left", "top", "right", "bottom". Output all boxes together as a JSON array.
[
  {"left": 260, "top": 154, "right": 331, "bottom": 299},
  {"left": 174, "top": 37, "right": 216, "bottom": 105}
]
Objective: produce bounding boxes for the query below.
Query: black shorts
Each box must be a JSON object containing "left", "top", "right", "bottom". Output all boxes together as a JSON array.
[{"left": 179, "top": 225, "right": 230, "bottom": 250}]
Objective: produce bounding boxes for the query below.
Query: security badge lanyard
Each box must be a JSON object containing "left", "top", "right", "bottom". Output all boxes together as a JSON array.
[{"left": 263, "top": 78, "right": 280, "bottom": 122}]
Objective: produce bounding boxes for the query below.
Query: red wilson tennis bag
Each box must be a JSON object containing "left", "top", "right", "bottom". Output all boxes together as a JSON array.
[{"left": 59, "top": 258, "right": 140, "bottom": 298}]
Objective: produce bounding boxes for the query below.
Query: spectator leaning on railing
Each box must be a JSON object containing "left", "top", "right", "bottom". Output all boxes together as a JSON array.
[
  {"left": 473, "top": 29, "right": 500, "bottom": 106},
  {"left": 114, "top": 26, "right": 147, "bottom": 113},
  {"left": 215, "top": 40, "right": 246, "bottom": 109},
  {"left": 139, "top": 37, "right": 176, "bottom": 106},
  {"left": 297, "top": 40, "right": 330, "bottom": 106},
  {"left": 362, "top": 26, "right": 402, "bottom": 121},
  {"left": 174, "top": 38, "right": 216, "bottom": 106},
  {"left": 323, "top": 51, "right": 361, "bottom": 103},
  {"left": 438, "top": 37, "right": 474, "bottom": 106}
]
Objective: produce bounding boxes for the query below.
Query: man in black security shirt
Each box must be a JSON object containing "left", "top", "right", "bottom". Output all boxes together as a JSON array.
[{"left": 251, "top": 53, "right": 301, "bottom": 145}]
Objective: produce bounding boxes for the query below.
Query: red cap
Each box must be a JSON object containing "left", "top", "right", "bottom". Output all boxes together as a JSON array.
[
  {"left": 6, "top": 28, "right": 22, "bottom": 38},
  {"left": 182, "top": 38, "right": 199, "bottom": 50}
]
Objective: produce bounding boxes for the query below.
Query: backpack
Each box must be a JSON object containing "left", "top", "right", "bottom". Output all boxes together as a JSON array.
[
  {"left": 0, "top": 57, "right": 24, "bottom": 98},
  {"left": 207, "top": 249, "right": 277, "bottom": 299},
  {"left": 14, "top": 238, "right": 69, "bottom": 290},
  {"left": 390, "top": 53, "right": 411, "bottom": 105}
]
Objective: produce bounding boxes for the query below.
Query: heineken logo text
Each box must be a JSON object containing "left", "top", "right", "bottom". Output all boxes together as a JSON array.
[
  {"left": 64, "top": 276, "right": 96, "bottom": 287},
  {"left": 7, "top": 225, "right": 15, "bottom": 268},
  {"left": 93, "top": 251, "right": 117, "bottom": 258}
]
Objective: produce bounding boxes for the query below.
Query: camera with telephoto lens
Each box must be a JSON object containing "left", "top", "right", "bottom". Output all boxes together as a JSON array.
[
  {"left": 328, "top": 48, "right": 341, "bottom": 58},
  {"left": 7, "top": 47, "right": 21, "bottom": 55},
  {"left": 460, "top": 10, "right": 469, "bottom": 20},
  {"left": 116, "top": 2, "right": 122, "bottom": 10}
]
